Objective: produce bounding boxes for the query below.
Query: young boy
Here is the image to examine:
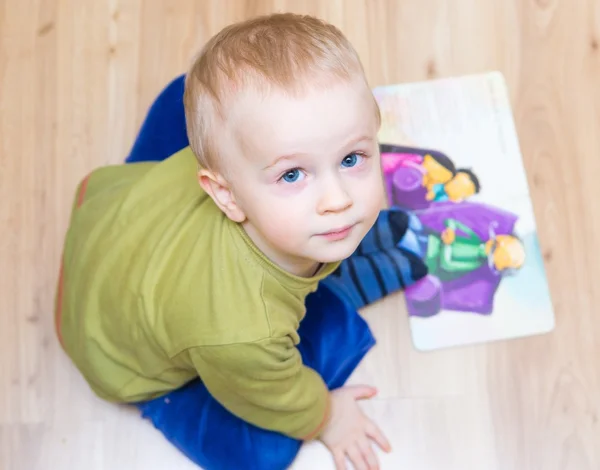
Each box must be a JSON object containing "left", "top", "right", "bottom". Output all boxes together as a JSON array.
[{"left": 56, "top": 13, "right": 395, "bottom": 470}]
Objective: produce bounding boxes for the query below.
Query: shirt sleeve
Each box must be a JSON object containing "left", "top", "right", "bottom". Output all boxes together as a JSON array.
[{"left": 187, "top": 336, "right": 331, "bottom": 440}]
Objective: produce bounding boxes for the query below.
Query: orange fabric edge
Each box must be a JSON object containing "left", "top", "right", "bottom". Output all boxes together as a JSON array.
[
  {"left": 300, "top": 393, "right": 331, "bottom": 441},
  {"left": 76, "top": 173, "right": 91, "bottom": 207},
  {"left": 55, "top": 173, "right": 92, "bottom": 349},
  {"left": 54, "top": 260, "right": 65, "bottom": 348}
]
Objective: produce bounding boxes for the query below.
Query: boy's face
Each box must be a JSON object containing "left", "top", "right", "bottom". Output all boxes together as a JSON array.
[{"left": 217, "top": 79, "right": 384, "bottom": 276}]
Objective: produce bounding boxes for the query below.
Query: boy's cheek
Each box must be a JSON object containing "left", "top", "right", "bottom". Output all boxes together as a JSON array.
[{"left": 260, "top": 208, "right": 306, "bottom": 238}]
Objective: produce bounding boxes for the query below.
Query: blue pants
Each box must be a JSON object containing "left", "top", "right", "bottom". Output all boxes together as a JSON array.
[{"left": 127, "top": 76, "right": 427, "bottom": 470}]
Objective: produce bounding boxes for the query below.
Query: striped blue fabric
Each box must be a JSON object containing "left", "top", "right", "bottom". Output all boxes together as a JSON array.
[{"left": 322, "top": 208, "right": 428, "bottom": 310}]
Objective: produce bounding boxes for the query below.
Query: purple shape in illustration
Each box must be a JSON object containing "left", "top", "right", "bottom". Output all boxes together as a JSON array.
[
  {"left": 381, "top": 152, "right": 424, "bottom": 204},
  {"left": 439, "top": 264, "right": 501, "bottom": 314},
  {"left": 404, "top": 275, "right": 442, "bottom": 317},
  {"left": 391, "top": 167, "right": 431, "bottom": 211},
  {"left": 380, "top": 144, "right": 457, "bottom": 211},
  {"left": 416, "top": 201, "right": 518, "bottom": 241},
  {"left": 405, "top": 201, "right": 519, "bottom": 317}
]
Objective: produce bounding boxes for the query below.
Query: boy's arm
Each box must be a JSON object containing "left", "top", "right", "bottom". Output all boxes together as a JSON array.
[{"left": 187, "top": 336, "right": 330, "bottom": 440}]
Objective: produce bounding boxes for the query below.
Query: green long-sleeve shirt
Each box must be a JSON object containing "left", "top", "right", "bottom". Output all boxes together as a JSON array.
[
  {"left": 55, "top": 147, "right": 338, "bottom": 440},
  {"left": 425, "top": 218, "right": 487, "bottom": 280}
]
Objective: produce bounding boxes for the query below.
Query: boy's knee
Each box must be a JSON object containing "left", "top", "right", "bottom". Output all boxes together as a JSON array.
[
  {"left": 249, "top": 445, "right": 299, "bottom": 470},
  {"left": 198, "top": 427, "right": 301, "bottom": 470}
]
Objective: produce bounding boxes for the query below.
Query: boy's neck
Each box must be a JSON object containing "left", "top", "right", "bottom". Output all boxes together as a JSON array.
[{"left": 312, "top": 263, "right": 324, "bottom": 276}]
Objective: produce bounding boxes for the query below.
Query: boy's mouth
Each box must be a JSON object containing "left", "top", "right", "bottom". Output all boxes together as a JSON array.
[{"left": 317, "top": 223, "right": 356, "bottom": 241}]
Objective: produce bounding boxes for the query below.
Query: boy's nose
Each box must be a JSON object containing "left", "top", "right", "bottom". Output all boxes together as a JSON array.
[{"left": 317, "top": 180, "right": 353, "bottom": 215}]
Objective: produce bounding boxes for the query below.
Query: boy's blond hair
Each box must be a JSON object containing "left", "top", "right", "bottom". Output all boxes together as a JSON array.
[{"left": 183, "top": 13, "right": 379, "bottom": 172}]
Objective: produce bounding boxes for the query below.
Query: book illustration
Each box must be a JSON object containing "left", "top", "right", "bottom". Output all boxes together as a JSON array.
[
  {"left": 380, "top": 144, "right": 481, "bottom": 208},
  {"left": 374, "top": 72, "right": 555, "bottom": 351},
  {"left": 381, "top": 144, "right": 524, "bottom": 318}
]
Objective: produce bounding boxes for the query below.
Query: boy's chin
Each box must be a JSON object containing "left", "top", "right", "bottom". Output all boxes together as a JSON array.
[{"left": 311, "top": 244, "right": 360, "bottom": 264}]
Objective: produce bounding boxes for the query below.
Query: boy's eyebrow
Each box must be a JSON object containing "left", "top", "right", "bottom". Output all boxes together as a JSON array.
[
  {"left": 263, "top": 135, "right": 374, "bottom": 170},
  {"left": 263, "top": 154, "right": 296, "bottom": 171}
]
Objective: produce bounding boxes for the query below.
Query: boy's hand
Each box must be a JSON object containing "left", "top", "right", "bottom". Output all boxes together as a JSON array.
[{"left": 319, "top": 385, "right": 391, "bottom": 470}]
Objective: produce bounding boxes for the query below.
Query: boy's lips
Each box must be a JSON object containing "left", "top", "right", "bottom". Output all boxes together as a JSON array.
[{"left": 317, "top": 223, "right": 357, "bottom": 241}]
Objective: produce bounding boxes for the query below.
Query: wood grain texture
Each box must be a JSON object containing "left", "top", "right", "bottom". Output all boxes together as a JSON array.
[{"left": 1, "top": 0, "right": 599, "bottom": 468}]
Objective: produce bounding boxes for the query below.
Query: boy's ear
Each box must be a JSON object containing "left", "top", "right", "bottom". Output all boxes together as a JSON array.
[{"left": 197, "top": 169, "right": 246, "bottom": 223}]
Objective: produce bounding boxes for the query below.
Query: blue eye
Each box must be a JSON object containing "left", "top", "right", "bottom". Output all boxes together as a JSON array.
[
  {"left": 341, "top": 153, "right": 363, "bottom": 168},
  {"left": 281, "top": 169, "right": 303, "bottom": 183}
]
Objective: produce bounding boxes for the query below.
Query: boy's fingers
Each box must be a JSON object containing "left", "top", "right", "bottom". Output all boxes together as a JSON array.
[
  {"left": 333, "top": 449, "right": 346, "bottom": 470},
  {"left": 346, "top": 445, "right": 368, "bottom": 470},
  {"left": 357, "top": 438, "right": 379, "bottom": 470},
  {"left": 366, "top": 421, "right": 392, "bottom": 453}
]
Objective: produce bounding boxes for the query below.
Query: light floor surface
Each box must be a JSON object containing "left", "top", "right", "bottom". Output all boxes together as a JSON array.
[{"left": 2, "top": 1, "right": 600, "bottom": 469}]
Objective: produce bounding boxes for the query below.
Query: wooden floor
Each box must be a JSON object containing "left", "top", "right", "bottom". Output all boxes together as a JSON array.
[{"left": 2, "top": 0, "right": 600, "bottom": 469}]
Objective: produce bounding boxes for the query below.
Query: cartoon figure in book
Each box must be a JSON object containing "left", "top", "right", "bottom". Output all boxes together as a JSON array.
[
  {"left": 426, "top": 168, "right": 481, "bottom": 203},
  {"left": 379, "top": 142, "right": 526, "bottom": 317},
  {"left": 422, "top": 218, "right": 525, "bottom": 281},
  {"left": 379, "top": 144, "right": 481, "bottom": 210},
  {"left": 397, "top": 200, "right": 526, "bottom": 318}
]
